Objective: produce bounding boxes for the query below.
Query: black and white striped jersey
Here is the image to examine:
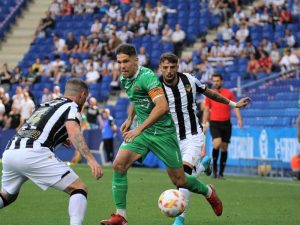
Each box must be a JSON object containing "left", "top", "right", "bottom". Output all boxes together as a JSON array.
[
  {"left": 6, "top": 97, "right": 81, "bottom": 151},
  {"left": 160, "top": 72, "right": 207, "bottom": 140}
]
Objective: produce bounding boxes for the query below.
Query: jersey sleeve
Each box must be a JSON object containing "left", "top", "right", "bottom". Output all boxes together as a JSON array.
[
  {"left": 142, "top": 72, "right": 164, "bottom": 101},
  {"left": 65, "top": 104, "right": 82, "bottom": 124},
  {"left": 189, "top": 74, "right": 207, "bottom": 93}
]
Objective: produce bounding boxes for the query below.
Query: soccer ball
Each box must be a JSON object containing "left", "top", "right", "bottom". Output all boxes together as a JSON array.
[{"left": 158, "top": 189, "right": 186, "bottom": 217}]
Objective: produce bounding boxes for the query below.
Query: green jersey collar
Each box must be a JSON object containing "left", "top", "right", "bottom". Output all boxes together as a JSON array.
[{"left": 125, "top": 66, "right": 141, "bottom": 81}]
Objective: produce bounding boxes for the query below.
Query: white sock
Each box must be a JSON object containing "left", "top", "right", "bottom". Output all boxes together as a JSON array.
[
  {"left": 192, "top": 162, "right": 205, "bottom": 177},
  {"left": 206, "top": 185, "right": 213, "bottom": 198},
  {"left": 116, "top": 209, "right": 127, "bottom": 219},
  {"left": 178, "top": 188, "right": 191, "bottom": 218},
  {"left": 68, "top": 193, "right": 87, "bottom": 225}
]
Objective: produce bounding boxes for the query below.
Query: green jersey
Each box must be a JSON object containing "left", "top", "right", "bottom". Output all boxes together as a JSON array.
[{"left": 120, "top": 66, "right": 174, "bottom": 134}]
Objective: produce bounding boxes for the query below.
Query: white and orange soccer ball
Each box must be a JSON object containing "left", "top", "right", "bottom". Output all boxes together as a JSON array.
[{"left": 158, "top": 189, "right": 186, "bottom": 217}]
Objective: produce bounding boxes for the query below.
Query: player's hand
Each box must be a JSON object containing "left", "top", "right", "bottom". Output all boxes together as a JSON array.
[
  {"left": 63, "top": 138, "right": 72, "bottom": 148},
  {"left": 237, "top": 118, "right": 243, "bottom": 128},
  {"left": 298, "top": 131, "right": 300, "bottom": 143},
  {"left": 87, "top": 158, "right": 104, "bottom": 180},
  {"left": 123, "top": 127, "right": 142, "bottom": 143},
  {"left": 201, "top": 123, "right": 208, "bottom": 134},
  {"left": 120, "top": 118, "right": 132, "bottom": 134},
  {"left": 236, "top": 97, "right": 251, "bottom": 108}
]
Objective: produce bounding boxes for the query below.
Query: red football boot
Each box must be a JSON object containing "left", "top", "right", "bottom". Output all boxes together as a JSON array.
[
  {"left": 100, "top": 214, "right": 128, "bottom": 225},
  {"left": 206, "top": 184, "right": 223, "bottom": 216}
]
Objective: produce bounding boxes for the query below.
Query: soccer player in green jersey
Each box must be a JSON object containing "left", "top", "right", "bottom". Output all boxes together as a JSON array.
[{"left": 100, "top": 44, "right": 222, "bottom": 225}]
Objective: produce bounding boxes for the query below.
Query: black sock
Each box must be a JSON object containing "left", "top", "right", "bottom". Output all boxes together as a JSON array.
[
  {"left": 219, "top": 151, "right": 228, "bottom": 176},
  {"left": 212, "top": 148, "right": 219, "bottom": 175}
]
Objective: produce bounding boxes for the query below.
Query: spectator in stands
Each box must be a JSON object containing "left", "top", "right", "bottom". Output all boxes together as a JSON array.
[
  {"left": 1, "top": 92, "right": 12, "bottom": 118},
  {"left": 231, "top": 39, "right": 243, "bottom": 57},
  {"left": 221, "top": 23, "right": 234, "bottom": 41},
  {"left": 10, "top": 66, "right": 25, "bottom": 84},
  {"left": 180, "top": 55, "right": 194, "bottom": 73},
  {"left": 210, "top": 39, "right": 223, "bottom": 58},
  {"left": 172, "top": 24, "right": 186, "bottom": 56},
  {"left": 85, "top": 0, "right": 98, "bottom": 14},
  {"left": 41, "top": 87, "right": 52, "bottom": 103},
  {"left": 3, "top": 106, "right": 23, "bottom": 131},
  {"left": 108, "top": 32, "right": 122, "bottom": 52},
  {"left": 161, "top": 24, "right": 173, "bottom": 43},
  {"left": 34, "top": 11, "right": 55, "bottom": 39},
  {"left": 71, "top": 56, "right": 85, "bottom": 77},
  {"left": 84, "top": 97, "right": 101, "bottom": 129},
  {"left": 73, "top": 0, "right": 85, "bottom": 15},
  {"left": 147, "top": 16, "right": 159, "bottom": 35},
  {"left": 292, "top": 0, "right": 300, "bottom": 16},
  {"left": 258, "top": 50, "right": 273, "bottom": 74},
  {"left": 100, "top": 108, "right": 117, "bottom": 163},
  {"left": 280, "top": 48, "right": 300, "bottom": 71},
  {"left": 50, "top": 54, "right": 66, "bottom": 84},
  {"left": 270, "top": 42, "right": 282, "bottom": 71},
  {"left": 85, "top": 63, "right": 100, "bottom": 84},
  {"left": 220, "top": 40, "right": 233, "bottom": 57},
  {"left": 154, "top": 0, "right": 176, "bottom": 27},
  {"left": 90, "top": 17, "right": 102, "bottom": 34},
  {"left": 104, "top": 17, "right": 117, "bottom": 37},
  {"left": 236, "top": 23, "right": 249, "bottom": 42},
  {"left": 53, "top": 33, "right": 66, "bottom": 54},
  {"left": 65, "top": 32, "right": 79, "bottom": 54},
  {"left": 0, "top": 63, "right": 12, "bottom": 90},
  {"left": 282, "top": 29, "right": 296, "bottom": 48},
  {"left": 89, "top": 39, "right": 101, "bottom": 59},
  {"left": 106, "top": 3, "right": 121, "bottom": 20},
  {"left": 116, "top": 25, "right": 133, "bottom": 43},
  {"left": 77, "top": 34, "right": 90, "bottom": 53},
  {"left": 259, "top": 6, "right": 270, "bottom": 24},
  {"left": 242, "top": 40, "right": 257, "bottom": 57},
  {"left": 137, "top": 47, "right": 149, "bottom": 67},
  {"left": 203, "top": 73, "right": 244, "bottom": 179},
  {"left": 48, "top": 0, "right": 61, "bottom": 16},
  {"left": 246, "top": 53, "right": 260, "bottom": 79},
  {"left": 12, "top": 86, "right": 24, "bottom": 112},
  {"left": 197, "top": 55, "right": 215, "bottom": 85},
  {"left": 261, "top": 37, "right": 272, "bottom": 54},
  {"left": 280, "top": 6, "right": 293, "bottom": 24},
  {"left": 107, "top": 57, "right": 120, "bottom": 89},
  {"left": 248, "top": 7, "right": 262, "bottom": 25},
  {"left": 233, "top": 5, "right": 246, "bottom": 25},
  {"left": 20, "top": 92, "right": 35, "bottom": 121},
  {"left": 41, "top": 56, "right": 52, "bottom": 77},
  {"left": 52, "top": 85, "right": 62, "bottom": 99},
  {"left": 31, "top": 58, "right": 43, "bottom": 75},
  {"left": 61, "top": 0, "right": 73, "bottom": 15}
]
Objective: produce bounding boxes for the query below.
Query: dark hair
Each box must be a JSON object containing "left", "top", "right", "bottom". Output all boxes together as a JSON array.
[
  {"left": 65, "top": 78, "right": 89, "bottom": 95},
  {"left": 212, "top": 73, "right": 223, "bottom": 80},
  {"left": 115, "top": 44, "right": 137, "bottom": 56},
  {"left": 159, "top": 52, "right": 178, "bottom": 64}
]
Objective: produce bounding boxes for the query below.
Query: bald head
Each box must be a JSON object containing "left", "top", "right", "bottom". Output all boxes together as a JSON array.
[{"left": 64, "top": 78, "right": 89, "bottom": 96}]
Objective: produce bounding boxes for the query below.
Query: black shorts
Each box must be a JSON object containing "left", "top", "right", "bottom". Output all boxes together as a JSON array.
[{"left": 209, "top": 120, "right": 232, "bottom": 143}]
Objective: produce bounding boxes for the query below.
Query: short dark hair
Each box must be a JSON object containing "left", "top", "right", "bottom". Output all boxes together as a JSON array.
[
  {"left": 212, "top": 73, "right": 223, "bottom": 80},
  {"left": 65, "top": 78, "right": 89, "bottom": 95},
  {"left": 159, "top": 52, "right": 178, "bottom": 64},
  {"left": 116, "top": 44, "right": 137, "bottom": 56}
]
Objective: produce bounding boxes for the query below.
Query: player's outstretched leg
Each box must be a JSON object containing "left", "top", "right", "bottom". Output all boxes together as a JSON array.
[
  {"left": 100, "top": 171, "right": 128, "bottom": 225},
  {"left": 184, "top": 174, "right": 223, "bottom": 216}
]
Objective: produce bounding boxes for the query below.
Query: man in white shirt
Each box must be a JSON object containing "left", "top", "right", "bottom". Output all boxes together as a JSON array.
[
  {"left": 172, "top": 24, "right": 186, "bottom": 56},
  {"left": 280, "top": 48, "right": 300, "bottom": 71}
]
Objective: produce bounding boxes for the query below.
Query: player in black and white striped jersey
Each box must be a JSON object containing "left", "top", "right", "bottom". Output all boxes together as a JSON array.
[
  {"left": 159, "top": 53, "right": 250, "bottom": 225},
  {"left": 0, "top": 78, "right": 103, "bottom": 225}
]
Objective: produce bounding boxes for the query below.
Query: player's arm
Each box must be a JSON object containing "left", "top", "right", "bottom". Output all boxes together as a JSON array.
[
  {"left": 203, "top": 88, "right": 251, "bottom": 108},
  {"left": 123, "top": 87, "right": 168, "bottom": 142},
  {"left": 137, "top": 88, "right": 168, "bottom": 132},
  {"left": 65, "top": 121, "right": 103, "bottom": 179},
  {"left": 120, "top": 104, "right": 136, "bottom": 133}
]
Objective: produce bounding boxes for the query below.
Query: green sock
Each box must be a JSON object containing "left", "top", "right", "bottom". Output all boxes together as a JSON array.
[
  {"left": 184, "top": 174, "right": 208, "bottom": 196},
  {"left": 112, "top": 171, "right": 128, "bottom": 209}
]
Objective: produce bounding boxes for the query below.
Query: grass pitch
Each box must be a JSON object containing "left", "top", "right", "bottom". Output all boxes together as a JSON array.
[{"left": 0, "top": 164, "right": 299, "bottom": 225}]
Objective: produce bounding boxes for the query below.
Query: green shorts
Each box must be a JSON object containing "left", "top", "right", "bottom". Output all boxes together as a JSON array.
[{"left": 120, "top": 129, "right": 183, "bottom": 169}]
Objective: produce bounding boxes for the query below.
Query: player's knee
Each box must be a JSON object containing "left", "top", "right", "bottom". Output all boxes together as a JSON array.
[
  {"left": 112, "top": 161, "right": 127, "bottom": 173},
  {"left": 70, "top": 189, "right": 88, "bottom": 199}
]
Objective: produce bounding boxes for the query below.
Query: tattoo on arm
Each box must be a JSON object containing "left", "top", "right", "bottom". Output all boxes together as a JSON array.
[
  {"left": 205, "top": 89, "right": 230, "bottom": 105},
  {"left": 71, "top": 133, "right": 91, "bottom": 158}
]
